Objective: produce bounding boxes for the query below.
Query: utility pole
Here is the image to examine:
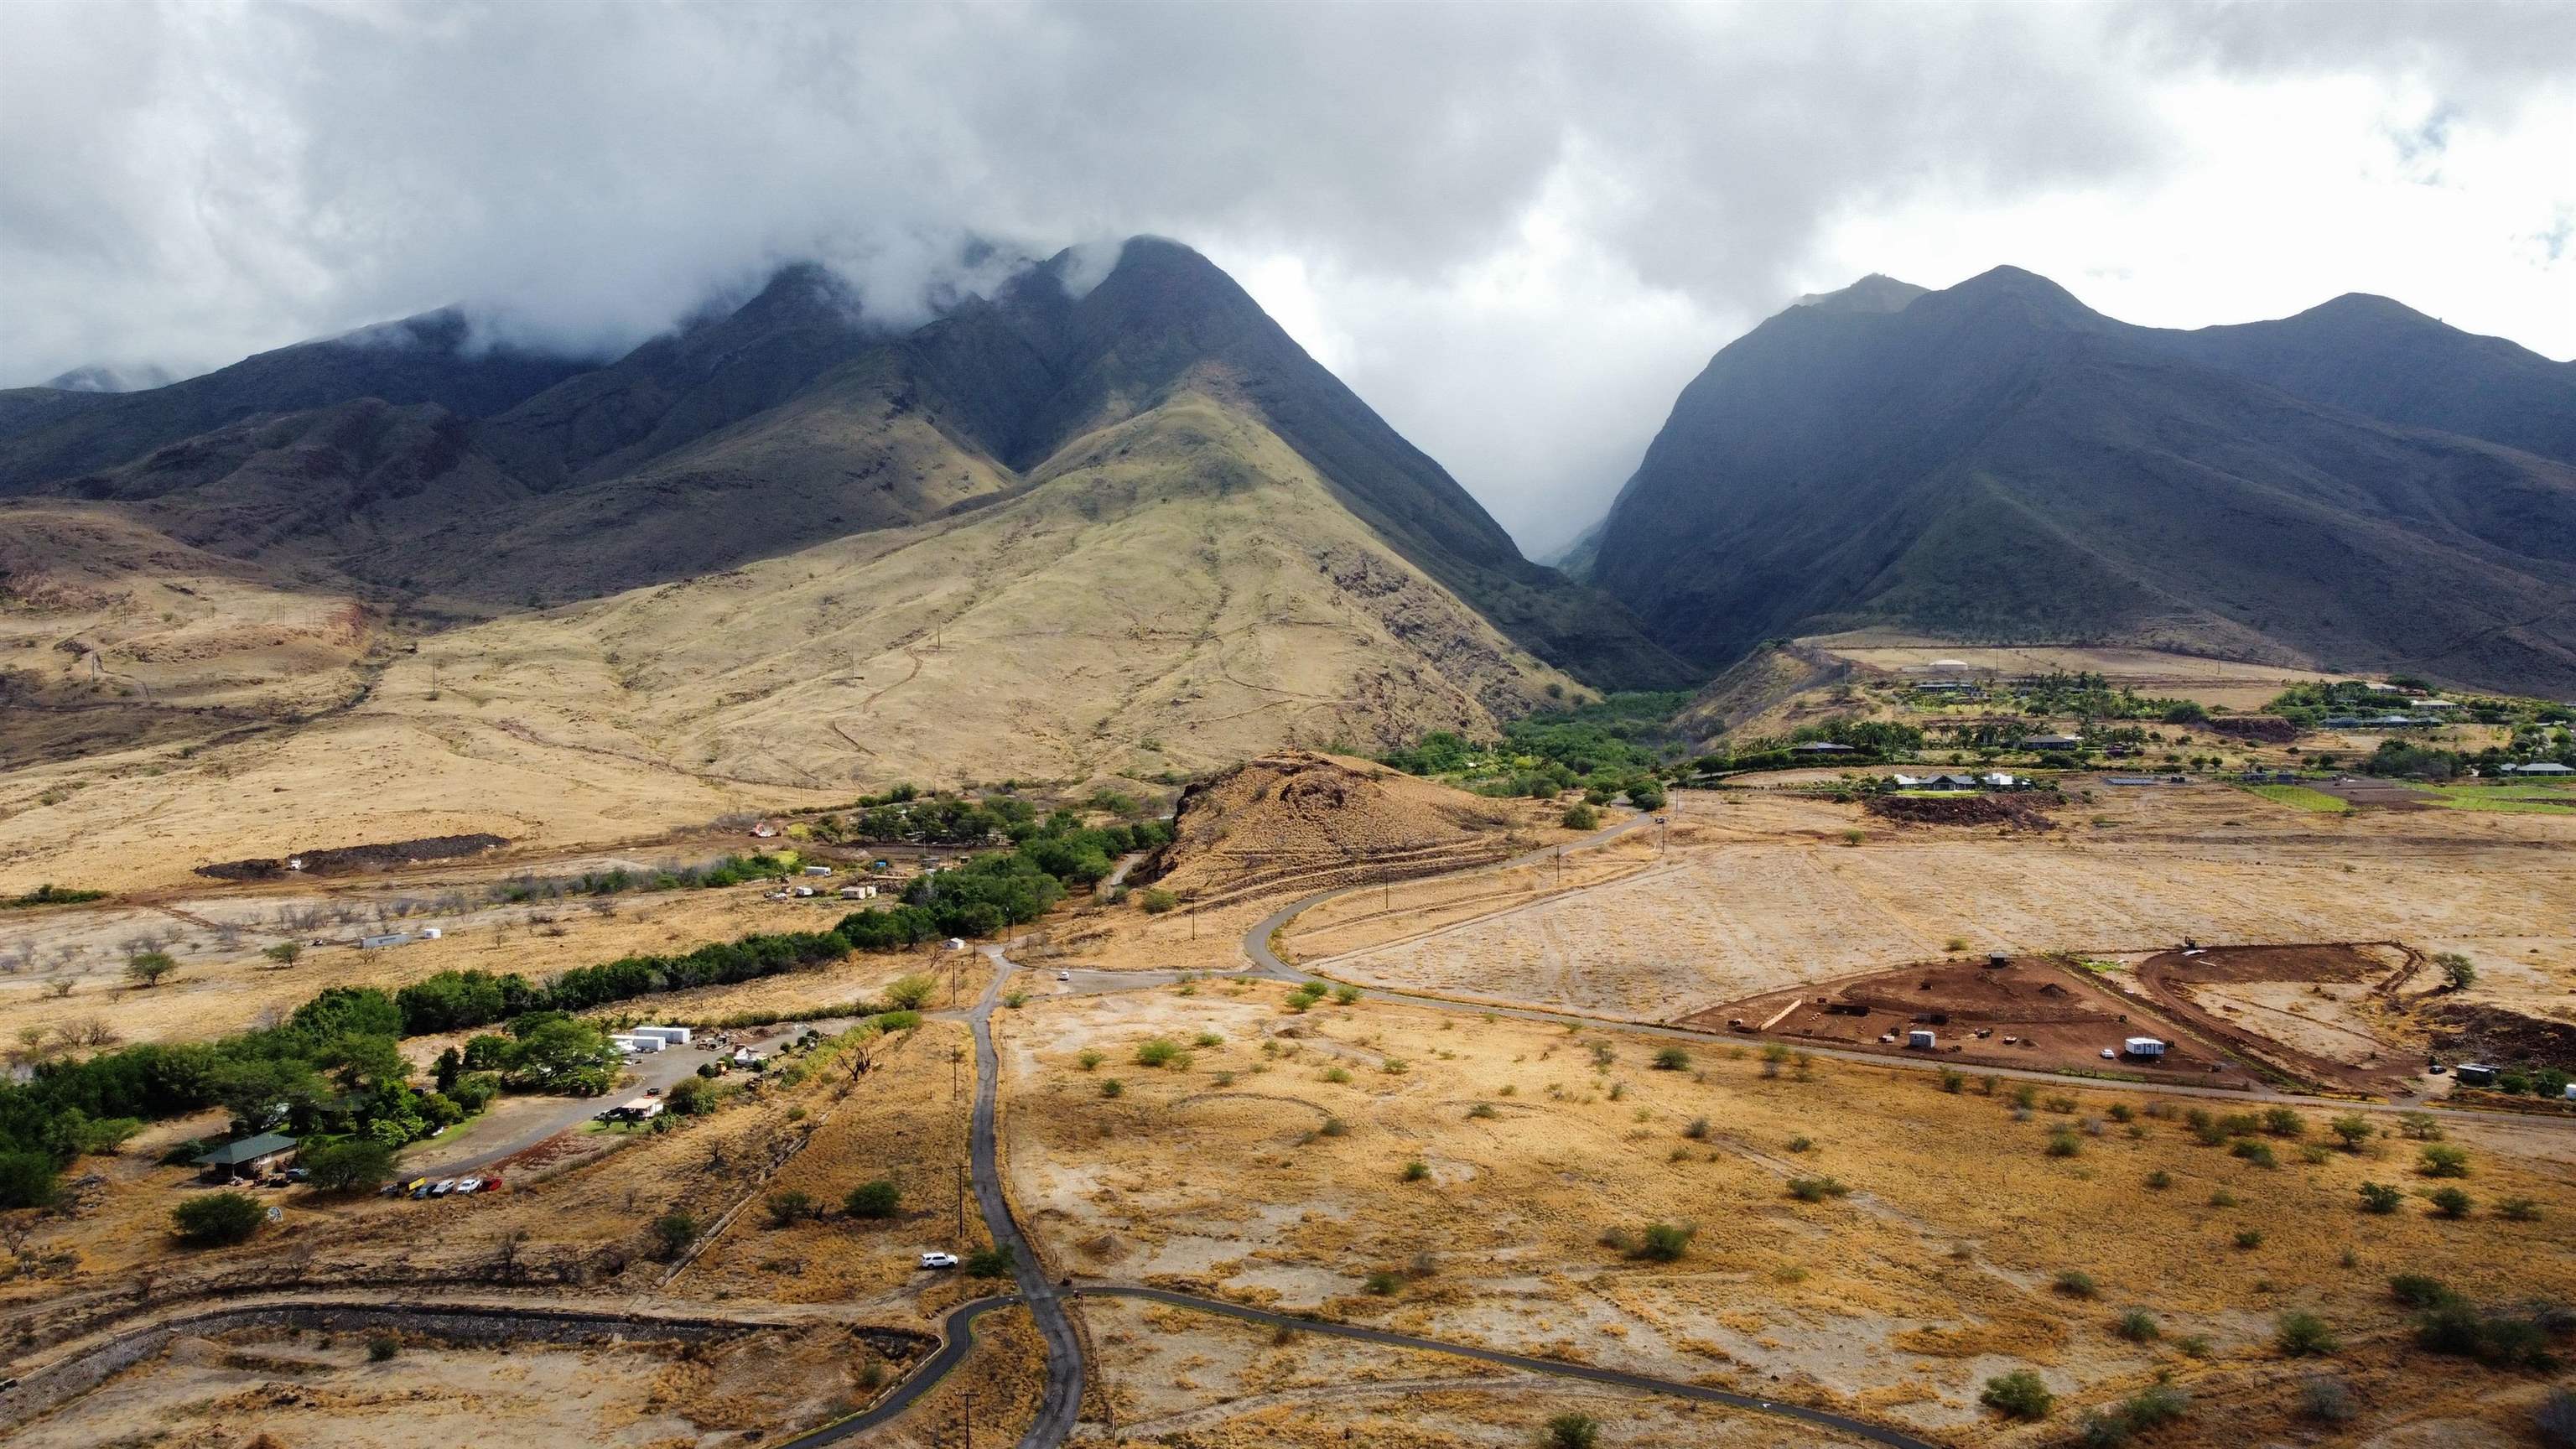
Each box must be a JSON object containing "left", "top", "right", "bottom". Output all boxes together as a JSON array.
[
  {"left": 959, "top": 1389, "right": 975, "bottom": 1449},
  {"left": 955, "top": 1161, "right": 968, "bottom": 1246}
]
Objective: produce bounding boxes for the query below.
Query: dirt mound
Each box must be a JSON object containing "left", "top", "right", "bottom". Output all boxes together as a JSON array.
[
  {"left": 195, "top": 833, "right": 510, "bottom": 880},
  {"left": 2423, "top": 1003, "right": 2576, "bottom": 1072},
  {"left": 2203, "top": 714, "right": 2299, "bottom": 743},
  {"left": 1146, "top": 750, "right": 1525, "bottom": 901},
  {"left": 1863, "top": 793, "right": 2055, "bottom": 830}
]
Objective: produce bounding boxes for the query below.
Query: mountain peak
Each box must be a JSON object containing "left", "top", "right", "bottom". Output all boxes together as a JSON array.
[{"left": 1790, "top": 274, "right": 1928, "bottom": 315}]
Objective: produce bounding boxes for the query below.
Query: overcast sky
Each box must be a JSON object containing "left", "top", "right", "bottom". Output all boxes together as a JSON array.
[{"left": 3, "top": 2, "right": 2570, "bottom": 556}]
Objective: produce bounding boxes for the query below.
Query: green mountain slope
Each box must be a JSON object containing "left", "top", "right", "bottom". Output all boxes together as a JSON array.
[{"left": 1590, "top": 267, "right": 2576, "bottom": 693}]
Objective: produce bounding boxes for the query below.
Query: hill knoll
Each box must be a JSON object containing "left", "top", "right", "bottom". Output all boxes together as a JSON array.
[
  {"left": 1588, "top": 267, "right": 2576, "bottom": 694},
  {"left": 1146, "top": 750, "right": 1530, "bottom": 903}
]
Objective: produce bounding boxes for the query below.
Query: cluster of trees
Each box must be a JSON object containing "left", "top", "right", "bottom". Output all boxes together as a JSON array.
[
  {"left": 393, "top": 929, "right": 857, "bottom": 1037},
  {"left": 2005, "top": 671, "right": 2199, "bottom": 722},
  {"left": 2363, "top": 736, "right": 2576, "bottom": 781},
  {"left": 1383, "top": 693, "right": 1691, "bottom": 795},
  {"left": 0, "top": 984, "right": 499, "bottom": 1209}
]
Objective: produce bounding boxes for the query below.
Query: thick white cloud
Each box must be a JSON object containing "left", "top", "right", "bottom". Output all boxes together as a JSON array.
[{"left": 2, "top": 1, "right": 2568, "bottom": 554}]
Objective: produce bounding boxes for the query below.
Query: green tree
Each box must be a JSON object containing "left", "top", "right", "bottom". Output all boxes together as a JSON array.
[
  {"left": 302, "top": 1139, "right": 395, "bottom": 1193},
  {"left": 844, "top": 1180, "right": 901, "bottom": 1218},
  {"left": 2275, "top": 1311, "right": 2339, "bottom": 1356},
  {"left": 124, "top": 951, "right": 179, "bottom": 988},
  {"left": 1545, "top": 1413, "right": 1602, "bottom": 1449},
  {"left": 1625, "top": 780, "right": 1666, "bottom": 811},
  {"left": 1981, "top": 1368, "right": 2055, "bottom": 1420},
  {"left": 172, "top": 1191, "right": 266, "bottom": 1246},
  {"left": 2433, "top": 953, "right": 2476, "bottom": 990},
  {"left": 650, "top": 1212, "right": 699, "bottom": 1259},
  {"left": 262, "top": 942, "right": 304, "bottom": 968},
  {"left": 765, "top": 1190, "right": 816, "bottom": 1227},
  {"left": 883, "top": 974, "right": 938, "bottom": 1010},
  {"left": 0, "top": 1150, "right": 60, "bottom": 1210}
]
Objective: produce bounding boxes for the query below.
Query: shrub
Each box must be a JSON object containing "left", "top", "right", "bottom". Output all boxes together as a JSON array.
[
  {"left": 1322, "top": 1067, "right": 1351, "bottom": 1084},
  {"left": 2053, "top": 1270, "right": 2100, "bottom": 1299},
  {"left": 1561, "top": 803, "right": 1600, "bottom": 830},
  {"left": 2275, "top": 1310, "right": 2338, "bottom": 1356},
  {"left": 1939, "top": 1067, "right": 1964, "bottom": 1093},
  {"left": 2428, "top": 1187, "right": 2473, "bottom": 1218},
  {"left": 2231, "top": 1140, "right": 2277, "bottom": 1167},
  {"left": 2142, "top": 1170, "right": 2172, "bottom": 1191},
  {"left": 964, "top": 1247, "right": 1013, "bottom": 1277},
  {"left": 1785, "top": 1135, "right": 1812, "bottom": 1152},
  {"left": 171, "top": 1192, "right": 265, "bottom": 1246},
  {"left": 2500, "top": 1197, "right": 2542, "bottom": 1222},
  {"left": 1981, "top": 1368, "right": 2054, "bottom": 1420},
  {"left": 1401, "top": 1158, "right": 1430, "bottom": 1182},
  {"left": 650, "top": 1212, "right": 699, "bottom": 1260},
  {"left": 1652, "top": 1046, "right": 1690, "bottom": 1070},
  {"left": 1682, "top": 1116, "right": 1710, "bottom": 1140},
  {"left": 2538, "top": 1388, "right": 2576, "bottom": 1449},
  {"left": 1193, "top": 1031, "right": 1223, "bottom": 1048},
  {"left": 2419, "top": 1144, "right": 2470, "bottom": 1177},
  {"left": 2329, "top": 1113, "right": 2373, "bottom": 1150},
  {"left": 2116, "top": 1308, "right": 2158, "bottom": 1342},
  {"left": 882, "top": 974, "right": 938, "bottom": 1010},
  {"left": 1134, "top": 1038, "right": 1182, "bottom": 1067},
  {"left": 1139, "top": 888, "right": 1179, "bottom": 914},
  {"left": 1545, "top": 1411, "right": 1602, "bottom": 1449},
  {"left": 2263, "top": 1107, "right": 2306, "bottom": 1137},
  {"left": 2358, "top": 1181, "right": 2402, "bottom": 1213},
  {"left": 2235, "top": 1229, "right": 2266, "bottom": 1250},
  {"left": 1332, "top": 984, "right": 1362, "bottom": 1005},
  {"left": 1786, "top": 1176, "right": 1850, "bottom": 1202},
  {"left": 2388, "top": 1274, "right": 2457, "bottom": 1309},
  {"left": 1075, "top": 1049, "right": 1103, "bottom": 1071},
  {"left": 1098, "top": 1078, "right": 1124, "bottom": 1098},
  {"left": 765, "top": 1189, "right": 815, "bottom": 1227},
  {"left": 2120, "top": 1385, "right": 2189, "bottom": 1430},
  {"left": 2046, "top": 1129, "right": 2082, "bottom": 1157},
  {"left": 1467, "top": 1103, "right": 1499, "bottom": 1120},
  {"left": 1633, "top": 1221, "right": 1696, "bottom": 1261},
  {"left": 2416, "top": 1301, "right": 2560, "bottom": 1368},
  {"left": 2298, "top": 1375, "right": 2357, "bottom": 1424},
  {"left": 1363, "top": 1269, "right": 1402, "bottom": 1295},
  {"left": 367, "top": 1333, "right": 399, "bottom": 1362},
  {"left": 844, "top": 1180, "right": 900, "bottom": 1218}
]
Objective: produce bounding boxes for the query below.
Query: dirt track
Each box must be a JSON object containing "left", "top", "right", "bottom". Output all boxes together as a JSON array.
[{"left": 2132, "top": 943, "right": 2425, "bottom": 1093}]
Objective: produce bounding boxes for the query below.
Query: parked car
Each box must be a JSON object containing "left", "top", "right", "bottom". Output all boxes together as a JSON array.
[
  {"left": 1056, "top": 969, "right": 1071, "bottom": 982},
  {"left": 455, "top": 1177, "right": 482, "bottom": 1194},
  {"left": 429, "top": 1178, "right": 459, "bottom": 1197},
  {"left": 283, "top": 1167, "right": 310, "bottom": 1183},
  {"left": 645, "top": 1086, "right": 662, "bottom": 1096},
  {"left": 919, "top": 1251, "right": 960, "bottom": 1270},
  {"left": 477, "top": 1174, "right": 504, "bottom": 1193},
  {"left": 408, "top": 1178, "right": 436, "bottom": 1199}
]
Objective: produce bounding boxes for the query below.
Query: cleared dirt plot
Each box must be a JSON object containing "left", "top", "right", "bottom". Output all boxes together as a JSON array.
[
  {"left": 1079, "top": 1293, "right": 1872, "bottom": 1447},
  {"left": 1293, "top": 786, "right": 2576, "bottom": 1029},
  {"left": 1692, "top": 957, "right": 2254, "bottom": 1088},
  {"left": 2132, "top": 944, "right": 2429, "bottom": 1094},
  {"left": 1798, "top": 635, "right": 2345, "bottom": 712},
  {"left": 1004, "top": 983, "right": 2576, "bottom": 1444},
  {"left": 9, "top": 1320, "right": 883, "bottom": 1449}
]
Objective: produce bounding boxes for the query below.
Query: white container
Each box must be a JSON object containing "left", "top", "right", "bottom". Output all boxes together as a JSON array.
[
  {"left": 2123, "top": 1037, "right": 2167, "bottom": 1057},
  {"left": 1906, "top": 1030, "right": 1935, "bottom": 1050}
]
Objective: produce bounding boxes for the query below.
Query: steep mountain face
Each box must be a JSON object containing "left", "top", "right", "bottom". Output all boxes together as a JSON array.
[
  {"left": 0, "top": 237, "right": 1677, "bottom": 691},
  {"left": 1590, "top": 268, "right": 2576, "bottom": 694}
]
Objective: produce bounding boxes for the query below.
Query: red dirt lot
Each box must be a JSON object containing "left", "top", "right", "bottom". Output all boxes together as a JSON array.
[
  {"left": 1686, "top": 957, "right": 2256, "bottom": 1087},
  {"left": 2132, "top": 943, "right": 2425, "bottom": 1095},
  {"left": 2310, "top": 778, "right": 2432, "bottom": 810}
]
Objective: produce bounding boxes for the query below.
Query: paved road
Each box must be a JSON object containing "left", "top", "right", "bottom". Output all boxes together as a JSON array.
[
  {"left": 1238, "top": 810, "right": 2572, "bottom": 1127},
  {"left": 772, "top": 1292, "right": 1026, "bottom": 1446},
  {"left": 1075, "top": 1285, "right": 1940, "bottom": 1449},
  {"left": 398, "top": 1044, "right": 709, "bottom": 1179},
  {"left": 974, "top": 944, "right": 1088, "bottom": 1447}
]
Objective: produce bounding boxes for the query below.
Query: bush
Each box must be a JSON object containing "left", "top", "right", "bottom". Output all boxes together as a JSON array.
[
  {"left": 2501, "top": 1197, "right": 2542, "bottom": 1222},
  {"left": 2329, "top": 1113, "right": 2373, "bottom": 1150},
  {"left": 2230, "top": 1140, "right": 2277, "bottom": 1168},
  {"left": 882, "top": 974, "right": 938, "bottom": 1010},
  {"left": 765, "top": 1189, "right": 816, "bottom": 1227},
  {"left": 1401, "top": 1158, "right": 1430, "bottom": 1182},
  {"left": 2046, "top": 1129, "right": 2082, "bottom": 1157},
  {"left": 2053, "top": 1270, "right": 2100, "bottom": 1299},
  {"left": 650, "top": 1212, "right": 699, "bottom": 1260},
  {"left": 367, "top": 1333, "right": 399, "bottom": 1362},
  {"left": 1134, "top": 1038, "right": 1182, "bottom": 1067},
  {"left": 2116, "top": 1308, "right": 2158, "bottom": 1342},
  {"left": 2275, "top": 1310, "right": 2339, "bottom": 1356},
  {"left": 2428, "top": 1186, "right": 2473, "bottom": 1218},
  {"left": 1786, "top": 1176, "right": 1850, "bottom": 1202},
  {"left": 2263, "top": 1107, "right": 2306, "bottom": 1137},
  {"left": 844, "top": 1180, "right": 900, "bottom": 1218},
  {"left": 303, "top": 1139, "right": 395, "bottom": 1193},
  {"left": 964, "top": 1247, "right": 1014, "bottom": 1277},
  {"left": 1545, "top": 1412, "right": 1602, "bottom": 1449},
  {"left": 1075, "top": 1049, "right": 1103, "bottom": 1071},
  {"left": 2120, "top": 1385, "right": 2189, "bottom": 1430},
  {"left": 2358, "top": 1181, "right": 2402, "bottom": 1213},
  {"left": 1098, "top": 1078, "right": 1124, "bottom": 1098},
  {"left": 1139, "top": 888, "right": 1180, "bottom": 914},
  {"left": 2235, "top": 1228, "right": 2266, "bottom": 1250},
  {"left": 1939, "top": 1067, "right": 1964, "bottom": 1093},
  {"left": 2416, "top": 1301, "right": 2561, "bottom": 1368},
  {"left": 1332, "top": 984, "right": 1362, "bottom": 1005},
  {"left": 0, "top": 1150, "right": 60, "bottom": 1210},
  {"left": 2389, "top": 1273, "right": 2457, "bottom": 1309},
  {"left": 1981, "top": 1368, "right": 2054, "bottom": 1420},
  {"left": 172, "top": 1191, "right": 267, "bottom": 1246},
  {"left": 2538, "top": 1388, "right": 2576, "bottom": 1449},
  {"left": 1633, "top": 1221, "right": 1696, "bottom": 1261},
  {"left": 1561, "top": 803, "right": 1599, "bottom": 830},
  {"left": 1363, "top": 1269, "right": 1402, "bottom": 1295},
  {"left": 1682, "top": 1116, "right": 1710, "bottom": 1140},
  {"left": 2419, "top": 1144, "right": 2470, "bottom": 1177},
  {"left": 1652, "top": 1046, "right": 1689, "bottom": 1071},
  {"left": 2142, "top": 1170, "right": 2172, "bottom": 1192},
  {"left": 2298, "top": 1375, "right": 2357, "bottom": 1424}
]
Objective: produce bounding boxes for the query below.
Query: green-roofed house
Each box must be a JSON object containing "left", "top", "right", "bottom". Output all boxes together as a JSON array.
[{"left": 192, "top": 1132, "right": 299, "bottom": 1183}]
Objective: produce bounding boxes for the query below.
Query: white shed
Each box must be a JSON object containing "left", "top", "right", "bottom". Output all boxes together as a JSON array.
[
  {"left": 1905, "top": 1029, "right": 1936, "bottom": 1050},
  {"left": 634, "top": 1026, "right": 692, "bottom": 1046},
  {"left": 2123, "top": 1037, "right": 2167, "bottom": 1058}
]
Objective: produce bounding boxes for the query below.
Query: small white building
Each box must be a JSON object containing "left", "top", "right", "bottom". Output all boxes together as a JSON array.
[
  {"left": 610, "top": 1034, "right": 664, "bottom": 1054},
  {"left": 359, "top": 932, "right": 414, "bottom": 949},
  {"left": 2123, "top": 1037, "right": 2168, "bottom": 1059},
  {"left": 2501, "top": 761, "right": 2574, "bottom": 776},
  {"left": 420, "top": 927, "right": 443, "bottom": 940},
  {"left": 1981, "top": 772, "right": 2019, "bottom": 788},
  {"left": 730, "top": 1046, "right": 766, "bottom": 1068},
  {"left": 600, "top": 1097, "right": 663, "bottom": 1122},
  {"left": 803, "top": 865, "right": 833, "bottom": 876},
  {"left": 838, "top": 884, "right": 879, "bottom": 901},
  {"left": 1905, "top": 1029, "right": 1936, "bottom": 1050},
  {"left": 633, "top": 1026, "right": 692, "bottom": 1046}
]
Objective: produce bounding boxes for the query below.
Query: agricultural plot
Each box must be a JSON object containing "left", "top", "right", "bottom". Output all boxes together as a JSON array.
[{"left": 2241, "top": 783, "right": 2350, "bottom": 813}]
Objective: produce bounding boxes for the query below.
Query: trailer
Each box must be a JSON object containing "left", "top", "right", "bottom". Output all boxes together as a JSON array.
[
  {"left": 2122, "top": 1037, "right": 2168, "bottom": 1059},
  {"left": 1905, "top": 1029, "right": 1936, "bottom": 1050},
  {"left": 632, "top": 1026, "right": 693, "bottom": 1046}
]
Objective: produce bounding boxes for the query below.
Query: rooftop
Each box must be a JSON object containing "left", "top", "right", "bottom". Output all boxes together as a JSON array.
[{"left": 194, "top": 1132, "right": 297, "bottom": 1166}]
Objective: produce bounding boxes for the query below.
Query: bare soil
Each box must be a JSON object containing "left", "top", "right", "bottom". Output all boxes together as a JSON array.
[
  {"left": 2132, "top": 944, "right": 2427, "bottom": 1093},
  {"left": 1689, "top": 957, "right": 2252, "bottom": 1086},
  {"left": 1864, "top": 793, "right": 2057, "bottom": 830},
  {"left": 194, "top": 833, "right": 512, "bottom": 880}
]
